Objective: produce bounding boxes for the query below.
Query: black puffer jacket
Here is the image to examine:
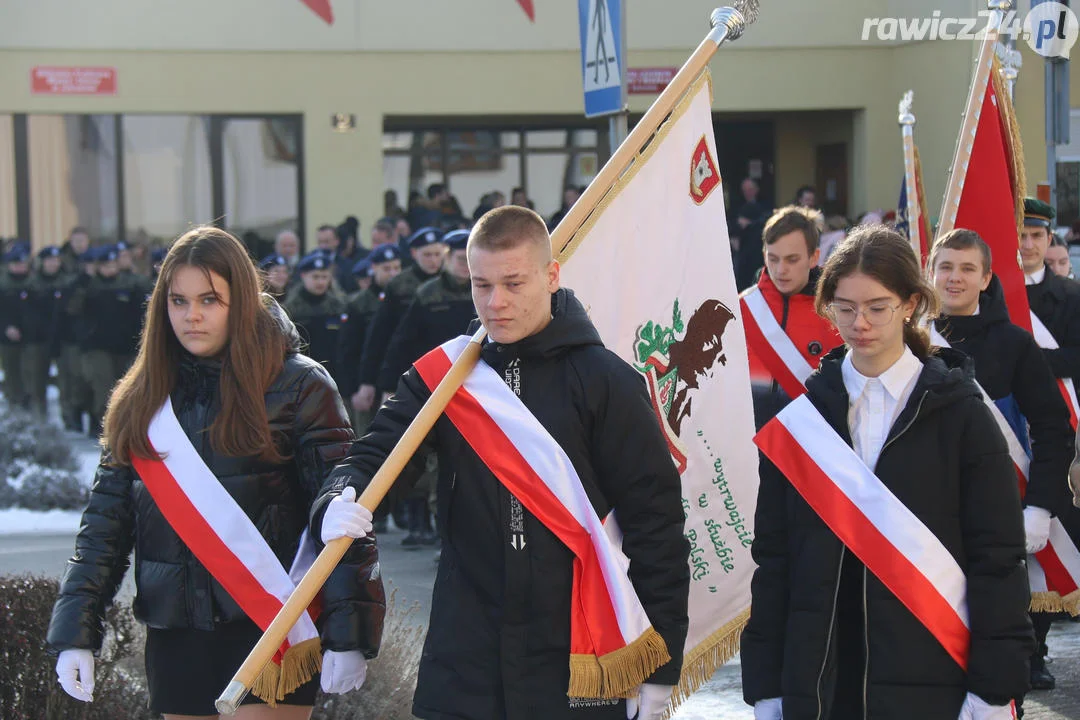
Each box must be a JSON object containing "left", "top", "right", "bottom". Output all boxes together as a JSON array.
[
  {"left": 742, "top": 347, "right": 1033, "bottom": 719},
  {"left": 935, "top": 275, "right": 1074, "bottom": 517},
  {"left": 313, "top": 289, "right": 690, "bottom": 720},
  {"left": 47, "top": 306, "right": 384, "bottom": 657},
  {"left": 1027, "top": 267, "right": 1080, "bottom": 380}
]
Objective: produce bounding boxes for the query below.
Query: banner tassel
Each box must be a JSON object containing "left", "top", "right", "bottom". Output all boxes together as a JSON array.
[{"left": 250, "top": 637, "right": 323, "bottom": 706}]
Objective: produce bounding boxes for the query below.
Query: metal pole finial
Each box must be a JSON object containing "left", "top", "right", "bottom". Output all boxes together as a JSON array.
[
  {"left": 710, "top": 7, "right": 747, "bottom": 42},
  {"left": 898, "top": 90, "right": 916, "bottom": 126}
]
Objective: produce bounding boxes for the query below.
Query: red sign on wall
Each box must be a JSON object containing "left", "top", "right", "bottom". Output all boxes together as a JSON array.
[
  {"left": 31, "top": 66, "right": 117, "bottom": 95},
  {"left": 627, "top": 67, "right": 678, "bottom": 95}
]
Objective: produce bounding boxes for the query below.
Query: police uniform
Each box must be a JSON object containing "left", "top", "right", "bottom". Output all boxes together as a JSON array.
[
  {"left": 358, "top": 228, "right": 444, "bottom": 396},
  {"left": 378, "top": 231, "right": 476, "bottom": 393},
  {"left": 72, "top": 246, "right": 149, "bottom": 435},
  {"left": 60, "top": 248, "right": 100, "bottom": 432},
  {"left": 338, "top": 246, "right": 400, "bottom": 433},
  {"left": 260, "top": 253, "right": 291, "bottom": 305},
  {"left": 22, "top": 247, "right": 73, "bottom": 418},
  {"left": 1024, "top": 198, "right": 1080, "bottom": 384},
  {"left": 380, "top": 230, "right": 475, "bottom": 546},
  {"left": 283, "top": 253, "right": 350, "bottom": 390},
  {"left": 0, "top": 244, "right": 33, "bottom": 409}
]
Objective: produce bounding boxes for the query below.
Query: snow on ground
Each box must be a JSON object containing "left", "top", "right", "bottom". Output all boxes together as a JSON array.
[
  {"left": 670, "top": 656, "right": 753, "bottom": 719},
  {"left": 0, "top": 507, "right": 83, "bottom": 535}
]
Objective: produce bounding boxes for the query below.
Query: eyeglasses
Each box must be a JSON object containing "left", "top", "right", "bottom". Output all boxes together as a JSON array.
[{"left": 827, "top": 302, "right": 902, "bottom": 327}]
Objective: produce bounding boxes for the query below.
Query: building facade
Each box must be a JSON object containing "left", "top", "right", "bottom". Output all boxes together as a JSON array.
[{"left": 0, "top": 0, "right": 1069, "bottom": 250}]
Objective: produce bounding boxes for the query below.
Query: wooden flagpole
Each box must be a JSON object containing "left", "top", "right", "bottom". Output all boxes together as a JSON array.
[
  {"left": 216, "top": 5, "right": 756, "bottom": 713},
  {"left": 936, "top": 1, "right": 1008, "bottom": 238}
]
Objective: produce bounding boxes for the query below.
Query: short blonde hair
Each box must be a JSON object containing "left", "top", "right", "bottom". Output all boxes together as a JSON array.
[{"left": 468, "top": 205, "right": 552, "bottom": 260}]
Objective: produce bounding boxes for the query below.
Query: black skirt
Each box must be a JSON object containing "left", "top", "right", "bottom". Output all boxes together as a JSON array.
[{"left": 145, "top": 618, "right": 320, "bottom": 715}]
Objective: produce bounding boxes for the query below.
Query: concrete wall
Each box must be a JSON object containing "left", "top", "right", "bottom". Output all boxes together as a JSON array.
[{"left": 0, "top": 0, "right": 1064, "bottom": 239}]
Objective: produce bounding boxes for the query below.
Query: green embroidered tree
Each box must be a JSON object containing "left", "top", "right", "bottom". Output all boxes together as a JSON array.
[{"left": 634, "top": 300, "right": 684, "bottom": 372}]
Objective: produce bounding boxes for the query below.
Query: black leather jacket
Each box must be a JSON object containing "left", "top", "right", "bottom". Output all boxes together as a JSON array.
[{"left": 47, "top": 309, "right": 384, "bottom": 657}]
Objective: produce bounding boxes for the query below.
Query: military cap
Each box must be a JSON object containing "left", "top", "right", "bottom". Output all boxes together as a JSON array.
[
  {"left": 37, "top": 245, "right": 62, "bottom": 260},
  {"left": 115, "top": 240, "right": 130, "bottom": 251},
  {"left": 442, "top": 229, "right": 470, "bottom": 251},
  {"left": 3, "top": 244, "right": 30, "bottom": 264},
  {"left": 368, "top": 244, "right": 401, "bottom": 265},
  {"left": 260, "top": 254, "right": 289, "bottom": 270},
  {"left": 295, "top": 253, "right": 331, "bottom": 273},
  {"left": 407, "top": 227, "right": 445, "bottom": 250},
  {"left": 98, "top": 245, "right": 120, "bottom": 263},
  {"left": 351, "top": 258, "right": 373, "bottom": 277},
  {"left": 1024, "top": 197, "right": 1056, "bottom": 228},
  {"left": 78, "top": 248, "right": 98, "bottom": 264},
  {"left": 151, "top": 247, "right": 168, "bottom": 264}
]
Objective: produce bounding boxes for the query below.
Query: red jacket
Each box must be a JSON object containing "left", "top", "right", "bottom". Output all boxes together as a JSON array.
[{"left": 742, "top": 268, "right": 842, "bottom": 392}]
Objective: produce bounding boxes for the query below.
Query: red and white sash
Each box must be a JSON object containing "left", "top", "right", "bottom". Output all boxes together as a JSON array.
[
  {"left": 930, "top": 325, "right": 1080, "bottom": 611},
  {"left": 131, "top": 398, "right": 321, "bottom": 704},
  {"left": 739, "top": 286, "right": 814, "bottom": 398},
  {"left": 754, "top": 395, "right": 971, "bottom": 669},
  {"left": 1029, "top": 310, "right": 1080, "bottom": 429},
  {"left": 413, "top": 336, "right": 670, "bottom": 699}
]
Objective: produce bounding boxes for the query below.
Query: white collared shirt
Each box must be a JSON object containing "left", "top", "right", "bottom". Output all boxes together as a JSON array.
[
  {"left": 841, "top": 346, "right": 924, "bottom": 470},
  {"left": 1025, "top": 266, "right": 1046, "bottom": 286}
]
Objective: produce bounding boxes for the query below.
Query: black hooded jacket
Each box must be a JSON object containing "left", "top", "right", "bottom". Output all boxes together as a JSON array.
[
  {"left": 312, "top": 288, "right": 690, "bottom": 720},
  {"left": 935, "top": 275, "right": 1074, "bottom": 517},
  {"left": 1026, "top": 266, "right": 1080, "bottom": 380},
  {"left": 47, "top": 300, "right": 384, "bottom": 657},
  {"left": 742, "top": 346, "right": 1033, "bottom": 719}
]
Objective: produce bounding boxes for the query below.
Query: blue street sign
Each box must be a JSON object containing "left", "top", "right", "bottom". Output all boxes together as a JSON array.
[{"left": 578, "top": 0, "right": 624, "bottom": 118}]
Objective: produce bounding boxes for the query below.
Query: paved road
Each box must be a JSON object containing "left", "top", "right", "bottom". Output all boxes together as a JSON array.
[{"left": 5, "top": 527, "right": 1078, "bottom": 718}]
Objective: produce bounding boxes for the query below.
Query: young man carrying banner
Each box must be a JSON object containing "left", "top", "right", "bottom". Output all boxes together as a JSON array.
[
  {"left": 930, "top": 230, "right": 1077, "bottom": 697},
  {"left": 313, "top": 206, "right": 690, "bottom": 720},
  {"left": 740, "top": 206, "right": 842, "bottom": 427}
]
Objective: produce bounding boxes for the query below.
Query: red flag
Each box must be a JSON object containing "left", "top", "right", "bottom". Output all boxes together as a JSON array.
[
  {"left": 517, "top": 0, "right": 535, "bottom": 22},
  {"left": 951, "top": 62, "right": 1029, "bottom": 331},
  {"left": 299, "top": 0, "right": 334, "bottom": 25}
]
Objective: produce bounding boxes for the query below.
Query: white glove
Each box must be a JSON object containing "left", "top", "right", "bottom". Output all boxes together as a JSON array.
[
  {"left": 754, "top": 697, "right": 783, "bottom": 720},
  {"left": 957, "top": 692, "right": 1015, "bottom": 720},
  {"left": 320, "top": 649, "right": 367, "bottom": 694},
  {"left": 626, "top": 683, "right": 674, "bottom": 719},
  {"left": 56, "top": 649, "right": 95, "bottom": 702},
  {"left": 1024, "top": 506, "right": 1052, "bottom": 554},
  {"left": 320, "top": 486, "right": 373, "bottom": 544}
]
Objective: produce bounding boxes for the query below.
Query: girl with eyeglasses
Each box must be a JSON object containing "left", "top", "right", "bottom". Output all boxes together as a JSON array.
[{"left": 742, "top": 225, "right": 1033, "bottom": 720}]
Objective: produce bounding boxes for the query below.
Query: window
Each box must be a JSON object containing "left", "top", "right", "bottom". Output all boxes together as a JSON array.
[
  {"left": 0, "top": 116, "right": 15, "bottom": 238},
  {"left": 123, "top": 115, "right": 212, "bottom": 241},
  {"left": 28, "top": 114, "right": 119, "bottom": 246},
  {"left": 382, "top": 121, "right": 603, "bottom": 224},
  {"left": 222, "top": 118, "right": 300, "bottom": 239}
]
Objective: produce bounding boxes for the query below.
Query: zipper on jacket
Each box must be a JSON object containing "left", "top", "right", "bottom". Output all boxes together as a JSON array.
[
  {"left": 879, "top": 391, "right": 928, "bottom": 458},
  {"left": 855, "top": 391, "right": 926, "bottom": 716},
  {"left": 816, "top": 545, "right": 846, "bottom": 720},
  {"left": 862, "top": 566, "right": 870, "bottom": 720}
]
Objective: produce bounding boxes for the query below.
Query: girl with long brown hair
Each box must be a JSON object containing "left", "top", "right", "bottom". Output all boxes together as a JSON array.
[
  {"left": 46, "top": 226, "right": 384, "bottom": 719},
  {"left": 743, "top": 226, "right": 1033, "bottom": 719}
]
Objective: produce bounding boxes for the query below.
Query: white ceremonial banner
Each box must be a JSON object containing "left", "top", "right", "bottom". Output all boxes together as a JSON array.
[{"left": 559, "top": 70, "right": 758, "bottom": 702}]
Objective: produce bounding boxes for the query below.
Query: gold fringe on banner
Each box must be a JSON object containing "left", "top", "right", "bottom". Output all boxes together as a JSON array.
[
  {"left": 989, "top": 54, "right": 1027, "bottom": 237},
  {"left": 568, "top": 626, "right": 671, "bottom": 700},
  {"left": 1030, "top": 589, "right": 1080, "bottom": 617},
  {"left": 250, "top": 637, "right": 322, "bottom": 707},
  {"left": 665, "top": 608, "right": 751, "bottom": 717}
]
